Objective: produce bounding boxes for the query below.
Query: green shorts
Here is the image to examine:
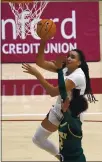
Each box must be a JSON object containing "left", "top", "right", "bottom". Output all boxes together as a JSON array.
[{"left": 61, "top": 154, "right": 86, "bottom": 162}]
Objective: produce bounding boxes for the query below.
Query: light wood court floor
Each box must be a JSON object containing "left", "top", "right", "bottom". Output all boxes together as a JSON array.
[{"left": 2, "top": 95, "right": 102, "bottom": 161}]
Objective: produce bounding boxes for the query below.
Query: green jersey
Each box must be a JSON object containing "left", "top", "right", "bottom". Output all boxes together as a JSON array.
[{"left": 58, "top": 111, "right": 86, "bottom": 162}]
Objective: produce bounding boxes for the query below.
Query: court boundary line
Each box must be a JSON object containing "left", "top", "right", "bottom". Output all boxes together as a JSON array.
[
  {"left": 1, "top": 119, "right": 102, "bottom": 122},
  {"left": 2, "top": 112, "right": 102, "bottom": 122},
  {"left": 2, "top": 112, "right": 102, "bottom": 117}
]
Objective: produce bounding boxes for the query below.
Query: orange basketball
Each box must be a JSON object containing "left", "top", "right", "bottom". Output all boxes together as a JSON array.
[{"left": 37, "top": 19, "right": 56, "bottom": 40}]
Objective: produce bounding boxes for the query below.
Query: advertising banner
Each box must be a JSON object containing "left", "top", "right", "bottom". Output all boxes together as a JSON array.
[{"left": 1, "top": 2, "right": 100, "bottom": 63}]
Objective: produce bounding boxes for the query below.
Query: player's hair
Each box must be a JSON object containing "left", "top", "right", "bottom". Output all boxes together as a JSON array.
[
  {"left": 73, "top": 49, "right": 97, "bottom": 103},
  {"left": 69, "top": 95, "right": 88, "bottom": 117},
  {"left": 62, "top": 49, "right": 97, "bottom": 103}
]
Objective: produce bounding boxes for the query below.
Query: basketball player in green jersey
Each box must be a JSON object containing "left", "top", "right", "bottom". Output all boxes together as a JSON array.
[
  {"left": 57, "top": 96, "right": 88, "bottom": 162},
  {"left": 56, "top": 65, "right": 88, "bottom": 162}
]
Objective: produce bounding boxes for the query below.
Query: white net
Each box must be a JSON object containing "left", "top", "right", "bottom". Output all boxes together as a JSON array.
[{"left": 9, "top": 1, "right": 49, "bottom": 38}]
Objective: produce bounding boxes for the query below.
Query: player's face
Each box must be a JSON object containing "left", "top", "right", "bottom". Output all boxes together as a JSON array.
[{"left": 66, "top": 51, "right": 81, "bottom": 70}]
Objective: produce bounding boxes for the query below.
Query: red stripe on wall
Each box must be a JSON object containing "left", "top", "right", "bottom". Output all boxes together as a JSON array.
[{"left": 1, "top": 78, "right": 102, "bottom": 96}]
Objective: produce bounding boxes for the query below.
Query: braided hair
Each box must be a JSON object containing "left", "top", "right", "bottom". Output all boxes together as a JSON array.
[{"left": 62, "top": 49, "right": 97, "bottom": 103}]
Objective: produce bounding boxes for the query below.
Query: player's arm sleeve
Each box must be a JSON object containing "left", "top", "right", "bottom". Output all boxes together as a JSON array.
[
  {"left": 57, "top": 68, "right": 67, "bottom": 102},
  {"left": 66, "top": 74, "right": 84, "bottom": 87}
]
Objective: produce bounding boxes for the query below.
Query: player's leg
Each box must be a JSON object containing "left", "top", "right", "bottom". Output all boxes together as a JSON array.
[
  {"left": 32, "top": 104, "right": 63, "bottom": 156},
  {"left": 32, "top": 117, "right": 59, "bottom": 156},
  {"left": 32, "top": 120, "right": 59, "bottom": 156}
]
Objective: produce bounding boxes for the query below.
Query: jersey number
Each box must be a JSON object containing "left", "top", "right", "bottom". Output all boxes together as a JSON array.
[{"left": 59, "top": 136, "right": 63, "bottom": 150}]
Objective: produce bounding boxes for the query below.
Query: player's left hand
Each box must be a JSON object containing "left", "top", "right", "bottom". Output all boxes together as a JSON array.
[
  {"left": 61, "top": 97, "right": 70, "bottom": 112},
  {"left": 22, "top": 63, "right": 40, "bottom": 77}
]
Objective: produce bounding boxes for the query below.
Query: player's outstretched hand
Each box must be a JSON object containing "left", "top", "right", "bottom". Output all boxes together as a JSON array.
[{"left": 22, "top": 63, "right": 40, "bottom": 77}]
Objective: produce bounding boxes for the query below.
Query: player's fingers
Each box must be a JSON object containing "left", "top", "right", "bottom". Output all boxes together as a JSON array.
[
  {"left": 22, "top": 63, "right": 28, "bottom": 69},
  {"left": 22, "top": 66, "right": 28, "bottom": 70},
  {"left": 22, "top": 63, "right": 30, "bottom": 68},
  {"left": 26, "top": 63, "right": 31, "bottom": 68},
  {"left": 22, "top": 63, "right": 27, "bottom": 67},
  {"left": 23, "top": 71, "right": 29, "bottom": 73}
]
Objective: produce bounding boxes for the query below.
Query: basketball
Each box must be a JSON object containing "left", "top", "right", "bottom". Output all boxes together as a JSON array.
[{"left": 37, "top": 19, "right": 56, "bottom": 40}]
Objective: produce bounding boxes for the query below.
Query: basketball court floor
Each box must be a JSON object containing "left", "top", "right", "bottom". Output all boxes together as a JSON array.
[{"left": 2, "top": 93, "right": 102, "bottom": 161}]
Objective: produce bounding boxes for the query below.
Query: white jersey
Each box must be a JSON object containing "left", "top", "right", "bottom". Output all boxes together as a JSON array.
[
  {"left": 48, "top": 68, "right": 86, "bottom": 126},
  {"left": 56, "top": 67, "right": 86, "bottom": 105}
]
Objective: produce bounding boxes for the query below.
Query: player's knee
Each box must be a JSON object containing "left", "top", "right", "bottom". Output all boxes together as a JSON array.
[
  {"left": 32, "top": 125, "right": 52, "bottom": 145},
  {"left": 32, "top": 134, "right": 39, "bottom": 145},
  {"left": 32, "top": 131, "right": 44, "bottom": 145},
  {"left": 32, "top": 135, "right": 36, "bottom": 144}
]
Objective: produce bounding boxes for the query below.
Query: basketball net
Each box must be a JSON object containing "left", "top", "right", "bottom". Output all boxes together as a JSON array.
[{"left": 9, "top": 1, "right": 49, "bottom": 38}]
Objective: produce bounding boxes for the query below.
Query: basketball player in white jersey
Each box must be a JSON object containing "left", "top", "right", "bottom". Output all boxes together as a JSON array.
[{"left": 22, "top": 39, "right": 97, "bottom": 159}]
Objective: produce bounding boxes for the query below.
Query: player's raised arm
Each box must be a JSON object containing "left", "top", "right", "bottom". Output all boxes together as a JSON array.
[
  {"left": 36, "top": 19, "right": 58, "bottom": 73},
  {"left": 36, "top": 39, "right": 58, "bottom": 73}
]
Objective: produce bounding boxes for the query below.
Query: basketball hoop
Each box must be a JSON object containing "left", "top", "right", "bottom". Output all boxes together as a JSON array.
[{"left": 9, "top": 1, "right": 49, "bottom": 38}]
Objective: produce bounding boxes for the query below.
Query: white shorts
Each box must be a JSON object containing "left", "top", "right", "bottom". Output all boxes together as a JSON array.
[
  {"left": 80, "top": 113, "right": 84, "bottom": 122},
  {"left": 47, "top": 104, "right": 84, "bottom": 126},
  {"left": 47, "top": 104, "right": 64, "bottom": 126}
]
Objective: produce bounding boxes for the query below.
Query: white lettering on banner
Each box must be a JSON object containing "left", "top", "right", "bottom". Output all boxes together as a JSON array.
[
  {"left": 2, "top": 85, "right": 5, "bottom": 96},
  {"left": 2, "top": 43, "right": 77, "bottom": 54},
  {"left": 62, "top": 43, "right": 69, "bottom": 53},
  {"left": 2, "top": 83, "right": 46, "bottom": 96},
  {"left": 31, "top": 84, "right": 46, "bottom": 95},
  {"left": 2, "top": 19, "right": 17, "bottom": 40},
  {"left": 2, "top": 44, "right": 8, "bottom": 54},
  {"left": 22, "top": 84, "right": 25, "bottom": 95},
  {"left": 31, "top": 19, "right": 39, "bottom": 40},
  {"left": 16, "top": 44, "right": 22, "bottom": 54},
  {"left": 22, "top": 44, "right": 30, "bottom": 54},
  {"left": 2, "top": 11, "right": 76, "bottom": 40},
  {"left": 13, "top": 84, "right": 26, "bottom": 96},
  {"left": 13, "top": 84, "right": 17, "bottom": 95},
  {"left": 9, "top": 44, "right": 16, "bottom": 54},
  {"left": 61, "top": 11, "right": 76, "bottom": 39},
  {"left": 45, "top": 43, "right": 58, "bottom": 53}
]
